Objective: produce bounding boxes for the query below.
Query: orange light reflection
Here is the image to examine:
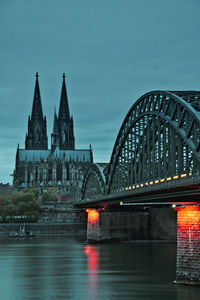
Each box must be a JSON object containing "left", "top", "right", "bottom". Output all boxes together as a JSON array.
[
  {"left": 84, "top": 245, "right": 99, "bottom": 298},
  {"left": 84, "top": 245, "right": 99, "bottom": 272}
]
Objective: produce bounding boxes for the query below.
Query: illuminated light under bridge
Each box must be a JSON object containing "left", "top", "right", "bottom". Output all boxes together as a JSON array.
[
  {"left": 86, "top": 209, "right": 99, "bottom": 225},
  {"left": 124, "top": 173, "right": 193, "bottom": 191},
  {"left": 120, "top": 201, "right": 199, "bottom": 207}
]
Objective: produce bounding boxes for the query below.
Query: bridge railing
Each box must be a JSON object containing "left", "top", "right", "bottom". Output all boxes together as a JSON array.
[
  {"left": 80, "top": 174, "right": 200, "bottom": 203},
  {"left": 122, "top": 173, "right": 200, "bottom": 192}
]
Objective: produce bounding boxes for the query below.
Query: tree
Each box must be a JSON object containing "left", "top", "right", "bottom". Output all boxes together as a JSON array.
[
  {"left": 0, "top": 190, "right": 40, "bottom": 222},
  {"left": 41, "top": 188, "right": 57, "bottom": 202}
]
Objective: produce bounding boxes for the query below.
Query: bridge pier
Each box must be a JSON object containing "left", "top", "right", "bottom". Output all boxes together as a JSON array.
[
  {"left": 86, "top": 209, "right": 149, "bottom": 242},
  {"left": 175, "top": 205, "right": 200, "bottom": 285},
  {"left": 86, "top": 205, "right": 200, "bottom": 284},
  {"left": 86, "top": 209, "right": 101, "bottom": 242},
  {"left": 86, "top": 207, "right": 176, "bottom": 242}
]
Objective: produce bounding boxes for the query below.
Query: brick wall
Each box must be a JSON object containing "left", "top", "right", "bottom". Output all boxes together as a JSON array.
[{"left": 176, "top": 206, "right": 200, "bottom": 285}]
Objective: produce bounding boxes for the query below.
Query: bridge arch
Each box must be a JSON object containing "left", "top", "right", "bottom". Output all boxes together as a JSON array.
[
  {"left": 107, "top": 90, "right": 200, "bottom": 193},
  {"left": 81, "top": 163, "right": 107, "bottom": 200}
]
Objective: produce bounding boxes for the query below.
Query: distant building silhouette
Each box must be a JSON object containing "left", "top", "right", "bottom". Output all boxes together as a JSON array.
[{"left": 13, "top": 73, "right": 93, "bottom": 199}]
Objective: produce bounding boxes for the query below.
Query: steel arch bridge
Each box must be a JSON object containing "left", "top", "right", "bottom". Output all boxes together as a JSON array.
[
  {"left": 81, "top": 90, "right": 200, "bottom": 201},
  {"left": 81, "top": 163, "right": 106, "bottom": 200}
]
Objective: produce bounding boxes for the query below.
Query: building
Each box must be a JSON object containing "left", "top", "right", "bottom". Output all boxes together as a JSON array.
[{"left": 13, "top": 73, "right": 93, "bottom": 200}]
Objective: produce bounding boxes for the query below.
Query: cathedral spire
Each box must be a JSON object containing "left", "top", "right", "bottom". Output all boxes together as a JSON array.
[
  {"left": 53, "top": 106, "right": 59, "bottom": 133},
  {"left": 25, "top": 73, "right": 48, "bottom": 150},
  {"left": 57, "top": 73, "right": 75, "bottom": 150},
  {"left": 51, "top": 106, "right": 60, "bottom": 150},
  {"left": 31, "top": 72, "right": 43, "bottom": 120},
  {"left": 58, "top": 73, "right": 70, "bottom": 122}
]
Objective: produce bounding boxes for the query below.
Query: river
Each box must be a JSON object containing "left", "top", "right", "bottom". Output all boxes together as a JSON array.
[{"left": 0, "top": 236, "right": 199, "bottom": 300}]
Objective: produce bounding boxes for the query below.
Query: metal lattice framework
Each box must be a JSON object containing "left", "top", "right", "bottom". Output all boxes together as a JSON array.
[
  {"left": 81, "top": 163, "right": 106, "bottom": 200},
  {"left": 106, "top": 91, "right": 200, "bottom": 194}
]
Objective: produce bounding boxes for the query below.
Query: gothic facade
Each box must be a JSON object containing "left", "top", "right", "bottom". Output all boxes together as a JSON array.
[{"left": 13, "top": 73, "right": 93, "bottom": 199}]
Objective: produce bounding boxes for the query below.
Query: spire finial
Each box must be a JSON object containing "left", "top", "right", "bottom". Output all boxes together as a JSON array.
[
  {"left": 62, "top": 73, "right": 65, "bottom": 80},
  {"left": 36, "top": 72, "right": 39, "bottom": 79},
  {"left": 54, "top": 105, "right": 56, "bottom": 114}
]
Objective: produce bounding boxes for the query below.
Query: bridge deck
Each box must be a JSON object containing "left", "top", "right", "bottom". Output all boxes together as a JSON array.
[{"left": 76, "top": 176, "right": 200, "bottom": 208}]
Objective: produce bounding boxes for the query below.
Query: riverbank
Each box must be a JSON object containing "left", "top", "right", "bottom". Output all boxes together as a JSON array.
[{"left": 0, "top": 222, "right": 87, "bottom": 236}]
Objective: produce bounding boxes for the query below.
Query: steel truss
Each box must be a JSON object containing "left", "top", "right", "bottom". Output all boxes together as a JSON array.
[
  {"left": 81, "top": 163, "right": 105, "bottom": 200},
  {"left": 106, "top": 91, "right": 200, "bottom": 194}
]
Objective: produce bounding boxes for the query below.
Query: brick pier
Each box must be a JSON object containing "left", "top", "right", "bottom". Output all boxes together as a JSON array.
[{"left": 176, "top": 206, "right": 200, "bottom": 285}]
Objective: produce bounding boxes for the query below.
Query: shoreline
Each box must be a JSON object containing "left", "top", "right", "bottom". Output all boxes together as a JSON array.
[{"left": 0, "top": 222, "right": 87, "bottom": 236}]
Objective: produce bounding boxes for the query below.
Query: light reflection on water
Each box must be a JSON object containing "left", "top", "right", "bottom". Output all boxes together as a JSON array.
[
  {"left": 84, "top": 245, "right": 99, "bottom": 299},
  {"left": 0, "top": 236, "right": 199, "bottom": 300}
]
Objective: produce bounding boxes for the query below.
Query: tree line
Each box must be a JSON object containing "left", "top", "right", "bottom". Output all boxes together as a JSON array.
[{"left": 0, "top": 189, "right": 40, "bottom": 222}]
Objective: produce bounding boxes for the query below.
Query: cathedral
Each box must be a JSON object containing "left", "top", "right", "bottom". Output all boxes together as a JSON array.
[{"left": 13, "top": 73, "right": 93, "bottom": 199}]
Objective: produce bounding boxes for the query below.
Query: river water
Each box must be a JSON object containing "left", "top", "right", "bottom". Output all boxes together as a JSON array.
[{"left": 0, "top": 236, "right": 199, "bottom": 300}]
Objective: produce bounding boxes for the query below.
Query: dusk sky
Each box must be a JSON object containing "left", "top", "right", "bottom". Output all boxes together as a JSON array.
[{"left": 1, "top": 0, "right": 200, "bottom": 184}]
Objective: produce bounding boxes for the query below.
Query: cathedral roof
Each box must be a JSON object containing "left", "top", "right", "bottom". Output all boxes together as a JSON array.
[
  {"left": 19, "top": 150, "right": 50, "bottom": 161},
  {"left": 18, "top": 149, "right": 91, "bottom": 162}
]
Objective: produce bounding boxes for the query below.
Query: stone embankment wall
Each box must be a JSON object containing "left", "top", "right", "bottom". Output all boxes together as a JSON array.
[
  {"left": 0, "top": 205, "right": 177, "bottom": 240},
  {"left": 38, "top": 202, "right": 86, "bottom": 223},
  {"left": 0, "top": 202, "right": 87, "bottom": 236},
  {"left": 0, "top": 223, "right": 86, "bottom": 236}
]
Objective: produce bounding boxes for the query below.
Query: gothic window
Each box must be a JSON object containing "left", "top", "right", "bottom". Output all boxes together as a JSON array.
[
  {"left": 56, "top": 161, "right": 62, "bottom": 182},
  {"left": 62, "top": 132, "right": 65, "bottom": 142},
  {"left": 48, "top": 163, "right": 52, "bottom": 182},
  {"left": 35, "top": 168, "right": 38, "bottom": 182},
  {"left": 51, "top": 136, "right": 55, "bottom": 145},
  {"left": 66, "top": 165, "right": 69, "bottom": 180},
  {"left": 34, "top": 129, "right": 40, "bottom": 144}
]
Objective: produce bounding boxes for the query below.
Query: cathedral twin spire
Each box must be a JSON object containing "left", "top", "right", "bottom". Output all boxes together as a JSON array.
[
  {"left": 51, "top": 73, "right": 75, "bottom": 150},
  {"left": 25, "top": 72, "right": 48, "bottom": 150},
  {"left": 55, "top": 73, "right": 75, "bottom": 150},
  {"left": 25, "top": 73, "right": 75, "bottom": 151},
  {"left": 58, "top": 73, "right": 70, "bottom": 122},
  {"left": 31, "top": 72, "right": 43, "bottom": 121}
]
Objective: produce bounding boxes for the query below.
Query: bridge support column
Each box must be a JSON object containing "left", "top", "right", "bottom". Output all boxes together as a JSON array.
[
  {"left": 86, "top": 209, "right": 101, "bottom": 242},
  {"left": 176, "top": 205, "right": 200, "bottom": 285},
  {"left": 86, "top": 209, "right": 151, "bottom": 242},
  {"left": 86, "top": 209, "right": 116, "bottom": 242}
]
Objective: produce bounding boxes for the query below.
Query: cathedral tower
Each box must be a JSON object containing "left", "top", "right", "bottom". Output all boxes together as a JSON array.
[
  {"left": 25, "top": 73, "right": 48, "bottom": 150},
  {"left": 14, "top": 73, "right": 94, "bottom": 193},
  {"left": 51, "top": 107, "right": 60, "bottom": 150},
  {"left": 56, "top": 73, "right": 75, "bottom": 150}
]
